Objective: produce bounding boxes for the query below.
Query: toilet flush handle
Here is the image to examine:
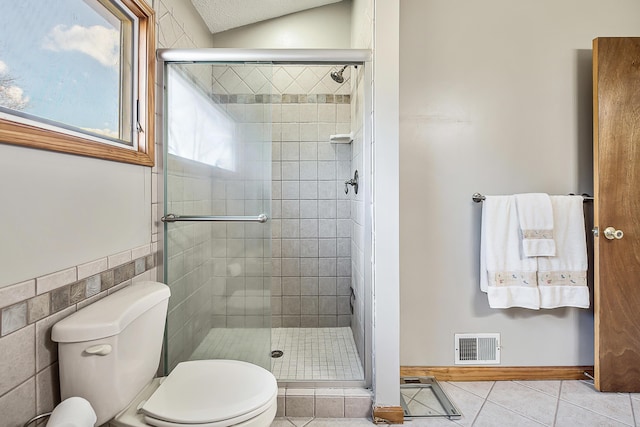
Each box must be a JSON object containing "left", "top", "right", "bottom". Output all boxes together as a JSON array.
[{"left": 84, "top": 344, "right": 112, "bottom": 356}]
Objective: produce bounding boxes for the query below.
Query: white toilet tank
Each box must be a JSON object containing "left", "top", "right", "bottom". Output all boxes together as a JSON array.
[{"left": 52, "top": 281, "right": 171, "bottom": 426}]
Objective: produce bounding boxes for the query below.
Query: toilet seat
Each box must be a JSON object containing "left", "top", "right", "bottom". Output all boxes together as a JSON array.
[{"left": 140, "top": 360, "right": 277, "bottom": 427}]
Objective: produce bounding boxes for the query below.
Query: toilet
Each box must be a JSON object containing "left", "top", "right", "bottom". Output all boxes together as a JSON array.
[{"left": 51, "top": 281, "right": 278, "bottom": 427}]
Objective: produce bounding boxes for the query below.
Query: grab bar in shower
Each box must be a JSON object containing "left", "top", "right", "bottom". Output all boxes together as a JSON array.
[{"left": 161, "top": 214, "right": 269, "bottom": 223}]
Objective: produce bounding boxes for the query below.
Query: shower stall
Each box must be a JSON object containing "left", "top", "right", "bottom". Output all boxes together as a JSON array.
[{"left": 158, "top": 49, "right": 372, "bottom": 386}]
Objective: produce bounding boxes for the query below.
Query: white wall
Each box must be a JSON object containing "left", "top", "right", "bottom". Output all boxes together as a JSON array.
[
  {"left": 210, "top": 1, "right": 352, "bottom": 48},
  {"left": 373, "top": 0, "right": 400, "bottom": 407},
  {"left": 0, "top": 144, "right": 150, "bottom": 287},
  {"left": 399, "top": 0, "right": 640, "bottom": 366},
  {"left": 0, "top": 0, "right": 220, "bottom": 289}
]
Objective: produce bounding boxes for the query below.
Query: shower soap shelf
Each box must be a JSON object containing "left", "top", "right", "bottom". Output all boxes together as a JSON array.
[{"left": 329, "top": 132, "right": 353, "bottom": 143}]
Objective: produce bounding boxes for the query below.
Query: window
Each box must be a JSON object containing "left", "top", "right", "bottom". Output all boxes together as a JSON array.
[
  {"left": 167, "top": 67, "right": 236, "bottom": 172},
  {"left": 0, "top": 0, "right": 155, "bottom": 166}
]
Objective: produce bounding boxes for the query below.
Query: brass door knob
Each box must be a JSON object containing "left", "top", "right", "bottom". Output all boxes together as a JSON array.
[{"left": 603, "top": 226, "right": 624, "bottom": 240}]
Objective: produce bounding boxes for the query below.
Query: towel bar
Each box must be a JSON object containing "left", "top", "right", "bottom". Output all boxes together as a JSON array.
[{"left": 472, "top": 192, "right": 593, "bottom": 203}]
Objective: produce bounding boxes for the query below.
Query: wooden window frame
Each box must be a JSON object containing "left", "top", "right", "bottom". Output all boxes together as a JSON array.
[{"left": 0, "top": 0, "right": 155, "bottom": 167}]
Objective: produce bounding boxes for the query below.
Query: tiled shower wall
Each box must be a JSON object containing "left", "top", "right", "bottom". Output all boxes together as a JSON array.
[
  {"left": 350, "top": 65, "right": 367, "bottom": 361},
  {"left": 165, "top": 155, "right": 216, "bottom": 371},
  {"left": 209, "top": 65, "right": 354, "bottom": 327},
  {"left": 164, "top": 66, "right": 272, "bottom": 370},
  {"left": 271, "top": 89, "right": 353, "bottom": 328},
  {"left": 350, "top": 0, "right": 374, "bottom": 373}
]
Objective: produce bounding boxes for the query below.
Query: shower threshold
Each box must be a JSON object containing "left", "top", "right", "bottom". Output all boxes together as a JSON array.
[{"left": 400, "top": 377, "right": 461, "bottom": 420}]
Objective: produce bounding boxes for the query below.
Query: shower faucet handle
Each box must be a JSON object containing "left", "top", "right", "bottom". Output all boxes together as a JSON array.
[
  {"left": 344, "top": 170, "right": 359, "bottom": 195},
  {"left": 344, "top": 179, "right": 353, "bottom": 194}
]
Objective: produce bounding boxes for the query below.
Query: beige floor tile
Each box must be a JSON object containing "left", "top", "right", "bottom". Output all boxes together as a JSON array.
[
  {"left": 487, "top": 380, "right": 557, "bottom": 425},
  {"left": 560, "top": 380, "right": 634, "bottom": 426},
  {"left": 631, "top": 396, "right": 640, "bottom": 423},
  {"left": 443, "top": 381, "right": 494, "bottom": 399},
  {"left": 514, "top": 380, "right": 562, "bottom": 397},
  {"left": 286, "top": 417, "right": 314, "bottom": 426},
  {"left": 439, "top": 382, "right": 486, "bottom": 426},
  {"left": 305, "top": 418, "right": 373, "bottom": 426},
  {"left": 473, "top": 401, "right": 546, "bottom": 427},
  {"left": 555, "top": 400, "right": 632, "bottom": 427},
  {"left": 270, "top": 418, "right": 298, "bottom": 427}
]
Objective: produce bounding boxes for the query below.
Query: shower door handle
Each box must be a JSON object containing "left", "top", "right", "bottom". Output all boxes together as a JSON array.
[{"left": 161, "top": 214, "right": 269, "bottom": 223}]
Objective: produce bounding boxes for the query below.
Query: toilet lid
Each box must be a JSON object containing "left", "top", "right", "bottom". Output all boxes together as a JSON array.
[{"left": 141, "top": 360, "right": 277, "bottom": 425}]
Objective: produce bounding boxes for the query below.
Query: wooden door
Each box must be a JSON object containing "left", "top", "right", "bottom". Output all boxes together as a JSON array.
[{"left": 593, "top": 37, "right": 640, "bottom": 392}]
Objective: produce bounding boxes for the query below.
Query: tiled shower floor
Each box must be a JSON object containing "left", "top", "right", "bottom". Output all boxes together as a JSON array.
[
  {"left": 190, "top": 327, "right": 271, "bottom": 366},
  {"left": 271, "top": 327, "right": 364, "bottom": 381},
  {"left": 190, "top": 327, "right": 364, "bottom": 381}
]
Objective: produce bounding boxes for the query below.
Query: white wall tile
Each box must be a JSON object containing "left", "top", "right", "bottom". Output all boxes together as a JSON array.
[
  {"left": 0, "top": 280, "right": 35, "bottom": 310},
  {"left": 299, "top": 142, "right": 318, "bottom": 160},
  {"left": 107, "top": 250, "right": 132, "bottom": 269},
  {"left": 0, "top": 378, "right": 35, "bottom": 427},
  {"left": 36, "top": 268, "right": 77, "bottom": 295},
  {"left": 300, "top": 104, "right": 318, "bottom": 122},
  {"left": 300, "top": 181, "right": 319, "bottom": 200},
  {"left": 317, "top": 143, "right": 337, "bottom": 161},
  {"left": 281, "top": 162, "right": 300, "bottom": 180},
  {"left": 318, "top": 104, "right": 336, "bottom": 122},
  {"left": 0, "top": 324, "right": 35, "bottom": 396},
  {"left": 299, "top": 162, "right": 318, "bottom": 181},
  {"left": 131, "top": 244, "right": 152, "bottom": 260},
  {"left": 77, "top": 258, "right": 108, "bottom": 280}
]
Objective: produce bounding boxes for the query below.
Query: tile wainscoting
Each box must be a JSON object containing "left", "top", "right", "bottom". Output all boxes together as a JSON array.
[{"left": 0, "top": 244, "right": 158, "bottom": 427}]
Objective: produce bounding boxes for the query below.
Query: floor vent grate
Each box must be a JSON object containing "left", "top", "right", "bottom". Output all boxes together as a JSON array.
[{"left": 454, "top": 333, "right": 500, "bottom": 364}]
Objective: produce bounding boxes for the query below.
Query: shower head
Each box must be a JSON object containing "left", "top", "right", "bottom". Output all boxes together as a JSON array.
[{"left": 330, "top": 65, "right": 348, "bottom": 84}]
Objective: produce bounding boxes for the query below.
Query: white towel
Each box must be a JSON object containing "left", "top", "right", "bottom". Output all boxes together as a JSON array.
[
  {"left": 515, "top": 193, "right": 556, "bottom": 257},
  {"left": 480, "top": 196, "right": 540, "bottom": 309},
  {"left": 537, "top": 196, "right": 590, "bottom": 308}
]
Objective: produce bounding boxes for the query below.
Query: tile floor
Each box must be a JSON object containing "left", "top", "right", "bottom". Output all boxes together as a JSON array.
[
  {"left": 190, "top": 327, "right": 364, "bottom": 381},
  {"left": 272, "top": 379, "right": 640, "bottom": 426},
  {"left": 190, "top": 327, "right": 271, "bottom": 367},
  {"left": 271, "top": 327, "right": 364, "bottom": 381}
]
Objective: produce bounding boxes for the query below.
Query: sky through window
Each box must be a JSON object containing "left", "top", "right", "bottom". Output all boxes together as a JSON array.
[{"left": 0, "top": 0, "right": 129, "bottom": 141}]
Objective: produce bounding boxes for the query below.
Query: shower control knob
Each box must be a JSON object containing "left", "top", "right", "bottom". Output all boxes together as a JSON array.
[{"left": 603, "top": 226, "right": 623, "bottom": 240}]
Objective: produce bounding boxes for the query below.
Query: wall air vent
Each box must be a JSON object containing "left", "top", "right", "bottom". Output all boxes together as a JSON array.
[{"left": 454, "top": 333, "right": 500, "bottom": 365}]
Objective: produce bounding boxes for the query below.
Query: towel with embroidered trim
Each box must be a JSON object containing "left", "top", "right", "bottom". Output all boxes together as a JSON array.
[
  {"left": 480, "top": 195, "right": 540, "bottom": 309},
  {"left": 537, "top": 195, "right": 590, "bottom": 309}
]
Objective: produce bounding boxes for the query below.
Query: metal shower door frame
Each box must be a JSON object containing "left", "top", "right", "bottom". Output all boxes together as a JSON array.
[{"left": 156, "top": 49, "right": 373, "bottom": 387}]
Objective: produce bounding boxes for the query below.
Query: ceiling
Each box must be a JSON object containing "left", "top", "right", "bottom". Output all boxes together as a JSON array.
[{"left": 190, "top": 0, "right": 343, "bottom": 34}]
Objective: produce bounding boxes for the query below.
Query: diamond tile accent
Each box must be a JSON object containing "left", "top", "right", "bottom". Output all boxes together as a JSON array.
[
  {"left": 297, "top": 68, "right": 322, "bottom": 93},
  {"left": 272, "top": 68, "right": 295, "bottom": 94},
  {"left": 218, "top": 68, "right": 243, "bottom": 94},
  {"left": 245, "top": 68, "right": 270, "bottom": 93}
]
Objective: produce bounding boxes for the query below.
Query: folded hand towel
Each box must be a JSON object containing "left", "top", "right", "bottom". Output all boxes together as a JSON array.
[
  {"left": 481, "top": 196, "right": 540, "bottom": 309},
  {"left": 537, "top": 196, "right": 590, "bottom": 308},
  {"left": 515, "top": 193, "right": 556, "bottom": 257}
]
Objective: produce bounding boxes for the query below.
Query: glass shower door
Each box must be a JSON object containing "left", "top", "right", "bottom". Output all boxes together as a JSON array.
[{"left": 163, "top": 62, "right": 272, "bottom": 372}]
